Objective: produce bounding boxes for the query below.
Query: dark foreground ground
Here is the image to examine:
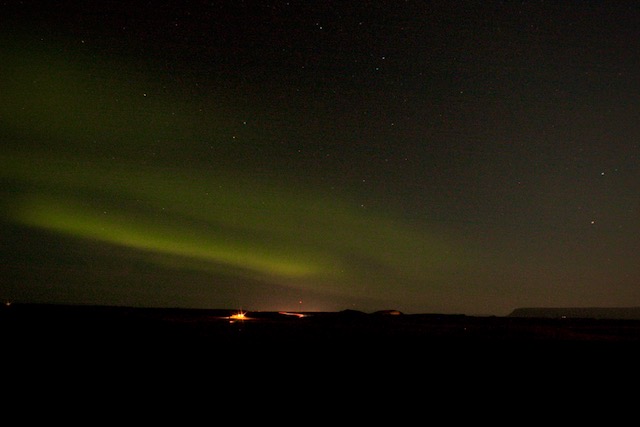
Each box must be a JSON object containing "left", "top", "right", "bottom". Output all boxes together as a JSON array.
[
  {"left": 4, "top": 303, "right": 640, "bottom": 386},
  {"left": 4, "top": 302, "right": 640, "bottom": 348}
]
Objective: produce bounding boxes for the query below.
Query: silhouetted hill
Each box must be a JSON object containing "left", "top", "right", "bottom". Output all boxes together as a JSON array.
[
  {"left": 4, "top": 302, "right": 640, "bottom": 347},
  {"left": 508, "top": 307, "right": 640, "bottom": 320}
]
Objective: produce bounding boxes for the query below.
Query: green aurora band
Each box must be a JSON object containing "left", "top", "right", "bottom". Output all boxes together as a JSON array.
[{"left": 1, "top": 39, "right": 465, "bottom": 309}]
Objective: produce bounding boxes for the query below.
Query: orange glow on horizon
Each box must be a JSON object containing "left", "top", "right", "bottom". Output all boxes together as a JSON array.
[
  {"left": 278, "top": 311, "right": 306, "bottom": 318},
  {"left": 228, "top": 311, "right": 248, "bottom": 322}
]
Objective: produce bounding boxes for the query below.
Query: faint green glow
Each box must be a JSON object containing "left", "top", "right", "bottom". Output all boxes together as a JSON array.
[
  {"left": 15, "top": 194, "right": 326, "bottom": 279},
  {"left": 0, "top": 37, "right": 462, "bottom": 304},
  {"left": 0, "top": 44, "right": 225, "bottom": 153},
  {"left": 3, "top": 147, "right": 460, "bottom": 300}
]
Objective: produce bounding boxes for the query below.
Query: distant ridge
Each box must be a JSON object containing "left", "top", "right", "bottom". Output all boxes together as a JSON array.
[{"left": 508, "top": 307, "right": 640, "bottom": 320}]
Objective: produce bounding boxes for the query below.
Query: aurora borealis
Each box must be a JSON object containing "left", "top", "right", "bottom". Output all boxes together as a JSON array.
[{"left": 2, "top": 1, "right": 640, "bottom": 315}]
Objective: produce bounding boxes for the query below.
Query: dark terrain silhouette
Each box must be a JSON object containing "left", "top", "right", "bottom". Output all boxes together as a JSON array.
[{"left": 4, "top": 302, "right": 640, "bottom": 347}]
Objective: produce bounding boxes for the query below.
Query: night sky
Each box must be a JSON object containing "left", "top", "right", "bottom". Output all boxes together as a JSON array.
[{"left": 2, "top": 1, "right": 640, "bottom": 316}]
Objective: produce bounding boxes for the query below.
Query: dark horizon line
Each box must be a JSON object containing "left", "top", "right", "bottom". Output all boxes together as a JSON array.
[{"left": 6, "top": 300, "right": 640, "bottom": 320}]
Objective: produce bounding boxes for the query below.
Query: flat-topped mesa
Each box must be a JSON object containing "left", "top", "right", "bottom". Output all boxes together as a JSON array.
[{"left": 508, "top": 307, "right": 640, "bottom": 320}]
